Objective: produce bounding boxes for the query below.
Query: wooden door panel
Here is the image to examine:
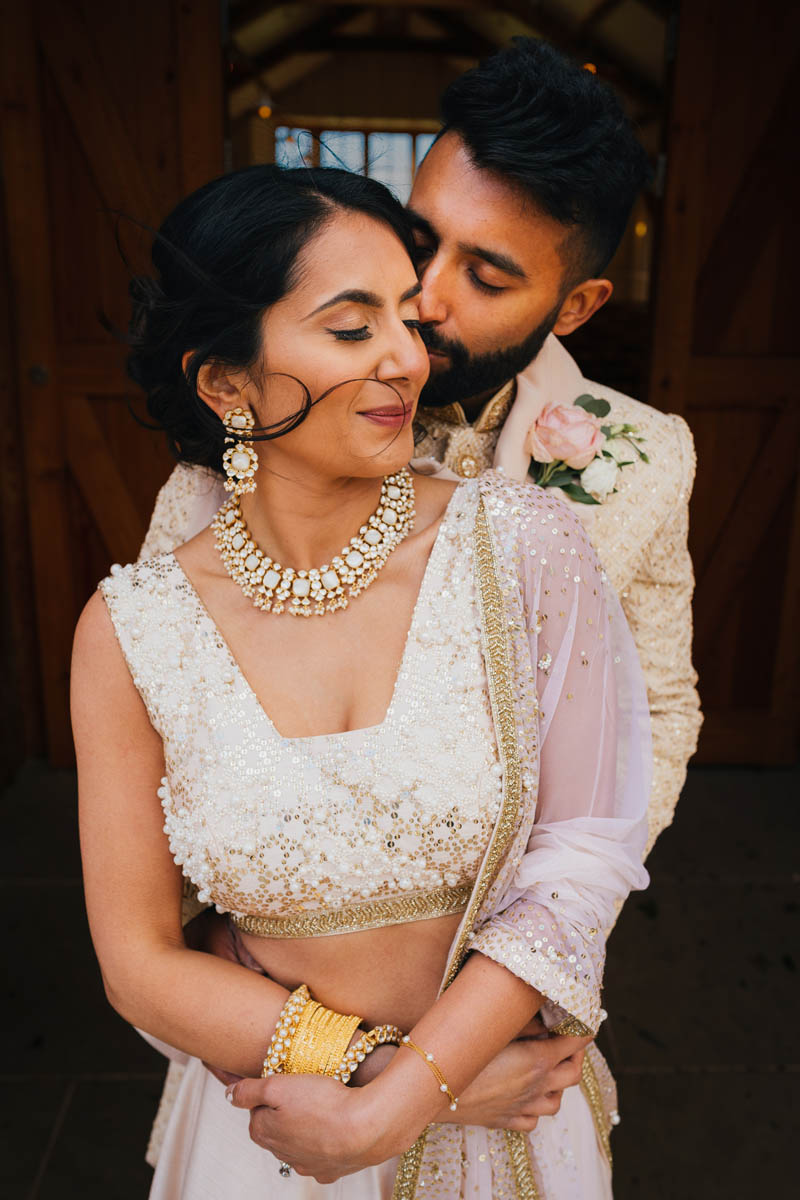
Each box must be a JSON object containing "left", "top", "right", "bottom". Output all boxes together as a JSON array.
[
  {"left": 649, "top": 0, "right": 800, "bottom": 763},
  {"left": 1, "top": 0, "right": 222, "bottom": 763}
]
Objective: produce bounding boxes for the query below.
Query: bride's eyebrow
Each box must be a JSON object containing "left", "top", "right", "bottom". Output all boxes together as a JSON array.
[{"left": 305, "top": 282, "right": 421, "bottom": 320}]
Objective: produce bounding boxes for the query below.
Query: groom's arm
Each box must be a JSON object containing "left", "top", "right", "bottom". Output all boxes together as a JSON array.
[{"left": 620, "top": 415, "right": 702, "bottom": 859}]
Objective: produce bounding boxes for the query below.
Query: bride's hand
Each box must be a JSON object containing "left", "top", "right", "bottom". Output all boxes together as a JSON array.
[{"left": 226, "top": 1074, "right": 389, "bottom": 1184}]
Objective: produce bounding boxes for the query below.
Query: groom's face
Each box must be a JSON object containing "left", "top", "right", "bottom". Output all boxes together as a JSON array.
[{"left": 408, "top": 132, "right": 575, "bottom": 409}]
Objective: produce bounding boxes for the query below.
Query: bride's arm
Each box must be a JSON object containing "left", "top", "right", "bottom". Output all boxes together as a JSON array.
[
  {"left": 72, "top": 590, "right": 299, "bottom": 1078},
  {"left": 229, "top": 490, "right": 653, "bottom": 1180}
]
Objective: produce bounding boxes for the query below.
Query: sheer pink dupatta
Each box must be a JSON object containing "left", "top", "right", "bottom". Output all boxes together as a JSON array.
[{"left": 469, "top": 475, "right": 651, "bottom": 1033}]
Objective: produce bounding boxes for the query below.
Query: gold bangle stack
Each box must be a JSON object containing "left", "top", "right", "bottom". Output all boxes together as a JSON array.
[
  {"left": 399, "top": 1035, "right": 459, "bottom": 1112},
  {"left": 284, "top": 996, "right": 362, "bottom": 1077},
  {"left": 261, "top": 983, "right": 363, "bottom": 1080}
]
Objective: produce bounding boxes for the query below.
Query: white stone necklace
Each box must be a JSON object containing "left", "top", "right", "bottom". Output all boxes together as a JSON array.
[{"left": 211, "top": 469, "right": 415, "bottom": 617}]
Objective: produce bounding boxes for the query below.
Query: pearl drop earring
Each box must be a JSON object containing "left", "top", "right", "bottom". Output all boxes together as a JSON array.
[{"left": 221, "top": 407, "right": 258, "bottom": 496}]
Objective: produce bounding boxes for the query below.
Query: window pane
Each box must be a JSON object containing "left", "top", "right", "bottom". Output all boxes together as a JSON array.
[
  {"left": 275, "top": 127, "right": 313, "bottom": 168},
  {"left": 415, "top": 133, "right": 436, "bottom": 171},
  {"left": 320, "top": 131, "right": 365, "bottom": 173},
  {"left": 367, "top": 133, "right": 413, "bottom": 203}
]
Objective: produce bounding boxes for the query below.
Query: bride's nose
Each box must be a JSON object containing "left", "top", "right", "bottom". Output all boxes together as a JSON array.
[{"left": 376, "top": 323, "right": 429, "bottom": 387}]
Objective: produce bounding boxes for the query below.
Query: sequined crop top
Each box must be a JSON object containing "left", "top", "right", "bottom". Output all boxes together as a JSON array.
[{"left": 100, "top": 481, "right": 503, "bottom": 937}]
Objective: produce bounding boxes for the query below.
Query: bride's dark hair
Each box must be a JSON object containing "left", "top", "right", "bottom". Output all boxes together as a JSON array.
[{"left": 126, "top": 164, "right": 417, "bottom": 472}]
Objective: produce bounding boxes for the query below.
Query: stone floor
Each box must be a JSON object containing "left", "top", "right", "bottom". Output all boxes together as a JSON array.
[{"left": 1, "top": 759, "right": 797, "bottom": 1198}]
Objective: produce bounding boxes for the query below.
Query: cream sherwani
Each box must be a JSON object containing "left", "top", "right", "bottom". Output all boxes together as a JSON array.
[{"left": 141, "top": 334, "right": 702, "bottom": 855}]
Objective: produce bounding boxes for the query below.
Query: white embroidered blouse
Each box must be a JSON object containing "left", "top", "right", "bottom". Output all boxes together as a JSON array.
[{"left": 100, "top": 482, "right": 503, "bottom": 937}]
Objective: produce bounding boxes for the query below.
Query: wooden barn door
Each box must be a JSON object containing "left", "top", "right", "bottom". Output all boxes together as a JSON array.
[
  {"left": 649, "top": 0, "right": 800, "bottom": 763},
  {"left": 1, "top": 0, "right": 223, "bottom": 764}
]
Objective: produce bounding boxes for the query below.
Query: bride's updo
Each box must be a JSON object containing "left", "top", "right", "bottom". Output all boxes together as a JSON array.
[{"left": 126, "top": 165, "right": 416, "bottom": 472}]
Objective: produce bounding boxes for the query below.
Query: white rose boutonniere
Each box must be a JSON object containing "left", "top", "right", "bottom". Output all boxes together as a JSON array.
[{"left": 526, "top": 394, "right": 649, "bottom": 504}]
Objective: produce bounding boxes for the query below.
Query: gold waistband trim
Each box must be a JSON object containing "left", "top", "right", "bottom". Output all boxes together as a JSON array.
[{"left": 231, "top": 884, "right": 472, "bottom": 939}]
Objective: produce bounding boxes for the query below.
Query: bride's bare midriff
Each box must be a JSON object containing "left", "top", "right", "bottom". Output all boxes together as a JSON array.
[{"left": 240, "top": 912, "right": 464, "bottom": 1030}]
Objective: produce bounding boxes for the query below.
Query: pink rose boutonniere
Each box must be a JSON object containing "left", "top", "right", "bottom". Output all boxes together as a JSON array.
[{"left": 525, "top": 394, "right": 648, "bottom": 504}]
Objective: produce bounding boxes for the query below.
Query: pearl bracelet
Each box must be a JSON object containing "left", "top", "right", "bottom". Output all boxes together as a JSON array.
[
  {"left": 399, "top": 1035, "right": 459, "bottom": 1111},
  {"left": 332, "top": 1023, "right": 405, "bottom": 1084},
  {"left": 262, "top": 984, "right": 310, "bottom": 1077}
]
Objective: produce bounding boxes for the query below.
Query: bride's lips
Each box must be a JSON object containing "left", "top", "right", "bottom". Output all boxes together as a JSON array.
[{"left": 357, "top": 405, "right": 412, "bottom": 428}]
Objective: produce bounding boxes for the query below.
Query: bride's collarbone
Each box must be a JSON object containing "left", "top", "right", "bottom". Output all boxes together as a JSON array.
[{"left": 193, "top": 551, "right": 425, "bottom": 739}]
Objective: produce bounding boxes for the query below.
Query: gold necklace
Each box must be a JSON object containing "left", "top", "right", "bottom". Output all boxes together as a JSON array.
[{"left": 211, "top": 469, "right": 415, "bottom": 617}]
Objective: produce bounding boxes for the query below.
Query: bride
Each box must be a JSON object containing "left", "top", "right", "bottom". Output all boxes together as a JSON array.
[{"left": 72, "top": 163, "right": 650, "bottom": 1199}]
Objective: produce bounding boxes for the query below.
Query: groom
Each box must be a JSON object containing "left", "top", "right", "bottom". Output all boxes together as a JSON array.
[
  {"left": 406, "top": 39, "right": 701, "bottom": 860},
  {"left": 139, "top": 37, "right": 701, "bottom": 1155}
]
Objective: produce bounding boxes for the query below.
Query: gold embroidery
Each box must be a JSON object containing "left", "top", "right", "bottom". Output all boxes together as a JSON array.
[
  {"left": 580, "top": 1054, "right": 613, "bottom": 1167},
  {"left": 504, "top": 1130, "right": 541, "bottom": 1199},
  {"left": 231, "top": 885, "right": 471, "bottom": 939},
  {"left": 474, "top": 379, "right": 516, "bottom": 433},
  {"left": 392, "top": 495, "right": 526, "bottom": 1199},
  {"left": 550, "top": 1015, "right": 595, "bottom": 1037},
  {"left": 441, "top": 496, "right": 523, "bottom": 990},
  {"left": 391, "top": 1131, "right": 427, "bottom": 1200}
]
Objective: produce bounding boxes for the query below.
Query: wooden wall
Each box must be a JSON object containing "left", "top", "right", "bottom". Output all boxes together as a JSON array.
[
  {"left": 648, "top": 0, "right": 800, "bottom": 762},
  {"left": 0, "top": 0, "right": 223, "bottom": 770},
  {"left": 1, "top": 0, "right": 797, "bottom": 769}
]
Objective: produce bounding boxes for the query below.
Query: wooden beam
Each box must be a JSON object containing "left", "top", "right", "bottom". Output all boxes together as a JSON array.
[
  {"left": 248, "top": 7, "right": 365, "bottom": 73},
  {"left": 232, "top": 0, "right": 470, "bottom": 30},
  {"left": 308, "top": 33, "right": 483, "bottom": 55},
  {"left": 496, "top": 0, "right": 663, "bottom": 110},
  {"left": 581, "top": 0, "right": 626, "bottom": 30}
]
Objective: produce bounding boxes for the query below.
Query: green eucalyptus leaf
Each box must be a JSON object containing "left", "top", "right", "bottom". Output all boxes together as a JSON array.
[
  {"left": 574, "top": 394, "right": 611, "bottom": 418},
  {"left": 547, "top": 469, "right": 575, "bottom": 487},
  {"left": 560, "top": 482, "right": 601, "bottom": 505}
]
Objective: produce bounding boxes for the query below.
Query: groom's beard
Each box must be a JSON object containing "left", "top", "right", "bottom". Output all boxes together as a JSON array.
[{"left": 417, "top": 302, "right": 562, "bottom": 410}]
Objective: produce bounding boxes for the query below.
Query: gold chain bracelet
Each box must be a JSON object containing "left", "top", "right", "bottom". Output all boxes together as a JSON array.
[{"left": 399, "top": 1035, "right": 459, "bottom": 1111}]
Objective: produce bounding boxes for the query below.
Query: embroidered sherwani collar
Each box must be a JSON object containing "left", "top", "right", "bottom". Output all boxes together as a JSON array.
[{"left": 415, "top": 379, "right": 516, "bottom": 478}]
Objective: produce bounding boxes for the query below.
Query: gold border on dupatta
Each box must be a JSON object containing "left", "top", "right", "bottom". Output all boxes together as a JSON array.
[
  {"left": 580, "top": 1056, "right": 613, "bottom": 1167},
  {"left": 392, "top": 495, "right": 535, "bottom": 1200}
]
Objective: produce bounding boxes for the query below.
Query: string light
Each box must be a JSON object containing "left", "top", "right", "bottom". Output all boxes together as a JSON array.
[
  {"left": 634, "top": 220, "right": 648, "bottom": 238},
  {"left": 258, "top": 103, "right": 273, "bottom": 120},
  {"left": 583, "top": 62, "right": 597, "bottom": 73}
]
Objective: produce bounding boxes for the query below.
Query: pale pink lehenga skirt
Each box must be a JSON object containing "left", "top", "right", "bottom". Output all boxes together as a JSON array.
[{"left": 144, "top": 1041, "right": 612, "bottom": 1200}]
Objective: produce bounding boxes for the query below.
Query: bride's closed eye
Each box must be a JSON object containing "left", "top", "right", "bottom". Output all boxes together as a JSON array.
[
  {"left": 328, "top": 326, "right": 371, "bottom": 341},
  {"left": 328, "top": 320, "right": 422, "bottom": 342}
]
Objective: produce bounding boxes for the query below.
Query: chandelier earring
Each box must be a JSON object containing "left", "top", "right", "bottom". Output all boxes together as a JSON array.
[{"left": 222, "top": 406, "right": 259, "bottom": 496}]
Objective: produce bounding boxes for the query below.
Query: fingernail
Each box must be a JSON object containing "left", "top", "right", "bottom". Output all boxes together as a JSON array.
[{"left": 225, "top": 1086, "right": 235, "bottom": 1104}]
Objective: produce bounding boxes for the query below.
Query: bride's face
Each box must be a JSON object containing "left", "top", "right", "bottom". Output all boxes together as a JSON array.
[{"left": 249, "top": 210, "right": 428, "bottom": 482}]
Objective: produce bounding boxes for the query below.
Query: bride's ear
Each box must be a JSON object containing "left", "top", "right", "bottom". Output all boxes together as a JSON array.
[{"left": 183, "top": 351, "right": 247, "bottom": 420}]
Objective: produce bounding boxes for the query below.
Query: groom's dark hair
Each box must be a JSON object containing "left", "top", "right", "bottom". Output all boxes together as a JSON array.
[{"left": 438, "top": 37, "right": 651, "bottom": 284}]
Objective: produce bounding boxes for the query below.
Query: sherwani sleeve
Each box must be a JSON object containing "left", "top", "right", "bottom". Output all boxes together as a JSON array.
[
  {"left": 469, "top": 497, "right": 651, "bottom": 1034},
  {"left": 620, "top": 416, "right": 702, "bottom": 857},
  {"left": 139, "top": 462, "right": 225, "bottom": 924},
  {"left": 138, "top": 463, "right": 227, "bottom": 560}
]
